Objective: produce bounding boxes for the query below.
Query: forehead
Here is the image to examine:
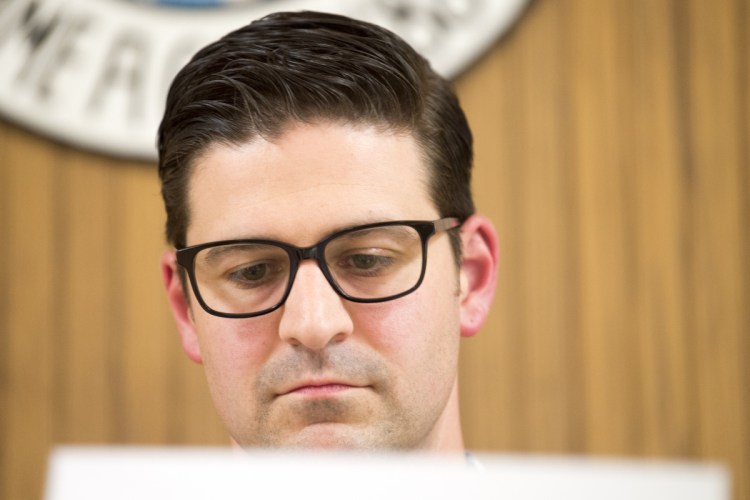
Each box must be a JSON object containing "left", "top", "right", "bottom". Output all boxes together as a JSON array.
[{"left": 186, "top": 122, "right": 436, "bottom": 246}]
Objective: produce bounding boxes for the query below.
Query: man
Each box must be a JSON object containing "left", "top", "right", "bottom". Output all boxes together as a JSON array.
[{"left": 158, "top": 11, "right": 498, "bottom": 452}]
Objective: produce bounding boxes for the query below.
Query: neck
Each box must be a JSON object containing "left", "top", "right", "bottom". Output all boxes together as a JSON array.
[{"left": 416, "top": 375, "right": 465, "bottom": 453}]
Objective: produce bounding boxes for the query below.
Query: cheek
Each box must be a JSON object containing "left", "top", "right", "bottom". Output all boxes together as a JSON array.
[
  {"left": 351, "top": 290, "right": 461, "bottom": 425},
  {"left": 352, "top": 277, "right": 461, "bottom": 373},
  {"left": 193, "top": 313, "right": 280, "bottom": 383}
]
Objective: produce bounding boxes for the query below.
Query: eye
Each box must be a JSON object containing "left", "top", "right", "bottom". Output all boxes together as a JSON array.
[
  {"left": 351, "top": 254, "right": 379, "bottom": 269},
  {"left": 236, "top": 263, "right": 268, "bottom": 281},
  {"left": 227, "top": 261, "right": 284, "bottom": 288},
  {"left": 338, "top": 252, "right": 395, "bottom": 276}
]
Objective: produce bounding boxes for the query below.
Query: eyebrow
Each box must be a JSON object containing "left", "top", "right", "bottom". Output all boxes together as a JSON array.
[
  {"left": 201, "top": 243, "right": 272, "bottom": 265},
  {"left": 224, "top": 217, "right": 405, "bottom": 243},
  {"left": 334, "top": 224, "right": 416, "bottom": 242}
]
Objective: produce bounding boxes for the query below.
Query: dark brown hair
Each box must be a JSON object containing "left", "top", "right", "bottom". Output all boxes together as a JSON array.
[{"left": 158, "top": 11, "right": 474, "bottom": 257}]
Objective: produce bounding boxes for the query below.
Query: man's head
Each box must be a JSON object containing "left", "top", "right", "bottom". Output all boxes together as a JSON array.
[{"left": 159, "top": 11, "right": 498, "bottom": 452}]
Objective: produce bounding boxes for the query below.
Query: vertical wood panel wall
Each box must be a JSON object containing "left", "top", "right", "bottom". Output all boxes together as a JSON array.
[{"left": 1, "top": 1, "right": 748, "bottom": 499}]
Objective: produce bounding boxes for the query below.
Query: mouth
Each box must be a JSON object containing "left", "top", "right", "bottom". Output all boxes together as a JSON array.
[{"left": 278, "top": 381, "right": 368, "bottom": 398}]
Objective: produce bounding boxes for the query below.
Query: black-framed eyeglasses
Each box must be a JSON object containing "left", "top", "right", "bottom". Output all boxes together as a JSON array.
[{"left": 175, "top": 217, "right": 461, "bottom": 318}]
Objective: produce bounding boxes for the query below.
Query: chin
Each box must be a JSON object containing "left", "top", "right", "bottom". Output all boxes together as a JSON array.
[{"left": 282, "top": 424, "right": 373, "bottom": 450}]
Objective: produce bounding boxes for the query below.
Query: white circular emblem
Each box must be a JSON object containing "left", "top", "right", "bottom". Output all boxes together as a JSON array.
[{"left": 0, "top": 0, "right": 529, "bottom": 160}]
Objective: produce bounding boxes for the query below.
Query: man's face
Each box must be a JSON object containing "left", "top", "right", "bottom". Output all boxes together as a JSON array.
[{"left": 173, "top": 121, "right": 465, "bottom": 450}]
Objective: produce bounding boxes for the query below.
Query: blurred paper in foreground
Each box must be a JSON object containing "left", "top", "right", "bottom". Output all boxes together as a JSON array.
[{"left": 45, "top": 447, "right": 730, "bottom": 500}]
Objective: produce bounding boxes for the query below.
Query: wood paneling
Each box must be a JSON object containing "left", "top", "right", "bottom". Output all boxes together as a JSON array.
[
  {"left": 1, "top": 0, "right": 747, "bottom": 498},
  {"left": 455, "top": 0, "right": 748, "bottom": 495}
]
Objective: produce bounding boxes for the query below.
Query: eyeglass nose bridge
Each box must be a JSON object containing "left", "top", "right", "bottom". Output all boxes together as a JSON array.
[
  {"left": 294, "top": 243, "right": 323, "bottom": 262},
  {"left": 286, "top": 242, "right": 341, "bottom": 297}
]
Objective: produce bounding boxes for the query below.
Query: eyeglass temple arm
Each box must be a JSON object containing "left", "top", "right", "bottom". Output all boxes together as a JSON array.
[{"left": 434, "top": 217, "right": 462, "bottom": 232}]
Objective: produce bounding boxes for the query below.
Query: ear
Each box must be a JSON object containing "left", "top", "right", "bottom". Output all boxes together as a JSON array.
[
  {"left": 458, "top": 214, "right": 499, "bottom": 337},
  {"left": 161, "top": 250, "right": 203, "bottom": 363}
]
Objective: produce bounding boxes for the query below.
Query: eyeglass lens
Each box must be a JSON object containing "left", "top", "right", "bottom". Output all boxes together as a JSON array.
[{"left": 191, "top": 224, "right": 424, "bottom": 315}]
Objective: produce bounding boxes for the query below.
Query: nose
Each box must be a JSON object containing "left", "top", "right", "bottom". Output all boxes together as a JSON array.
[{"left": 278, "top": 261, "right": 354, "bottom": 350}]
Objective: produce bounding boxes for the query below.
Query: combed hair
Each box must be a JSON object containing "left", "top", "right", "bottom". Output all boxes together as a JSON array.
[{"left": 158, "top": 11, "right": 474, "bottom": 258}]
